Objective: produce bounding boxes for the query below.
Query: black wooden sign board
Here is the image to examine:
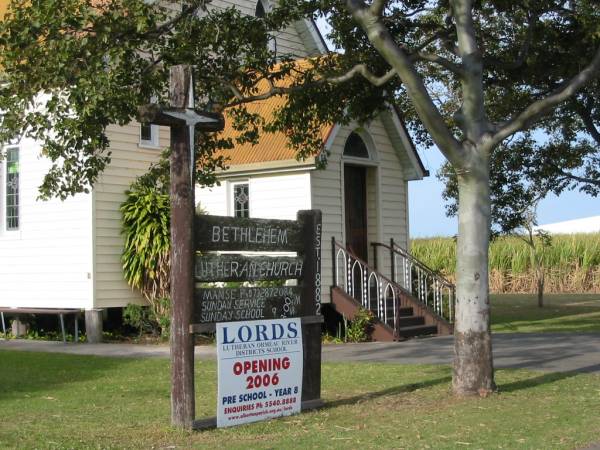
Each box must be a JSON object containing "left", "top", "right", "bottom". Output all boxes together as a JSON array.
[{"left": 191, "top": 210, "right": 323, "bottom": 430}]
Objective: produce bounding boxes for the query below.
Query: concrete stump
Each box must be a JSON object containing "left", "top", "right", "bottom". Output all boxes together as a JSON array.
[
  {"left": 85, "top": 309, "right": 103, "bottom": 343},
  {"left": 11, "top": 318, "right": 28, "bottom": 338}
]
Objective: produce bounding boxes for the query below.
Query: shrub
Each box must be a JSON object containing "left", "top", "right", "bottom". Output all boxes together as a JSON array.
[
  {"left": 123, "top": 303, "right": 169, "bottom": 338},
  {"left": 346, "top": 308, "right": 375, "bottom": 342},
  {"left": 121, "top": 152, "right": 171, "bottom": 337}
]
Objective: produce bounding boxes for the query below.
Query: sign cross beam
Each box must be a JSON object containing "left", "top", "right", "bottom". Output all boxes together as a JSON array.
[
  {"left": 137, "top": 63, "right": 224, "bottom": 132},
  {"left": 138, "top": 104, "right": 224, "bottom": 131}
]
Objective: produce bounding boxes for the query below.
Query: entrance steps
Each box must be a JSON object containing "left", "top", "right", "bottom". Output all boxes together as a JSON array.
[{"left": 331, "top": 239, "right": 454, "bottom": 341}]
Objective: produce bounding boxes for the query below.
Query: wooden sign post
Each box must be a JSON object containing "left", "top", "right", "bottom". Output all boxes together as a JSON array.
[{"left": 139, "top": 65, "right": 224, "bottom": 429}]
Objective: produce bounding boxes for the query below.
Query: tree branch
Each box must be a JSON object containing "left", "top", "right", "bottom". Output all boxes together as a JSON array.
[
  {"left": 411, "top": 52, "right": 464, "bottom": 76},
  {"left": 451, "top": 0, "right": 480, "bottom": 70},
  {"left": 142, "top": 4, "right": 204, "bottom": 38},
  {"left": 224, "top": 62, "right": 398, "bottom": 108},
  {"left": 327, "top": 64, "right": 397, "bottom": 86},
  {"left": 484, "top": 12, "right": 535, "bottom": 71},
  {"left": 555, "top": 167, "right": 600, "bottom": 188},
  {"left": 451, "top": 0, "right": 489, "bottom": 141},
  {"left": 574, "top": 98, "right": 600, "bottom": 146},
  {"left": 345, "top": 0, "right": 466, "bottom": 166},
  {"left": 415, "top": 28, "right": 453, "bottom": 52},
  {"left": 370, "top": 0, "right": 388, "bottom": 17},
  {"left": 392, "top": 7, "right": 432, "bottom": 18},
  {"left": 225, "top": 83, "right": 289, "bottom": 107},
  {"left": 490, "top": 46, "right": 600, "bottom": 148}
]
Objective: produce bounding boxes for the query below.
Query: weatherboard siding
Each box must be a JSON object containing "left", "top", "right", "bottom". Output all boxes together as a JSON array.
[
  {"left": 92, "top": 123, "right": 169, "bottom": 308},
  {"left": 0, "top": 138, "right": 93, "bottom": 309},
  {"left": 196, "top": 172, "right": 312, "bottom": 220},
  {"left": 248, "top": 173, "right": 312, "bottom": 219},
  {"left": 83, "top": 0, "right": 316, "bottom": 309},
  {"left": 209, "top": 0, "right": 310, "bottom": 58},
  {"left": 310, "top": 131, "right": 343, "bottom": 305},
  {"left": 371, "top": 119, "right": 409, "bottom": 277}
]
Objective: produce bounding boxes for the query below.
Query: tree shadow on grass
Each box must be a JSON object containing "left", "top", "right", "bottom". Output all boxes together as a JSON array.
[
  {"left": 498, "top": 363, "right": 600, "bottom": 393},
  {"left": 491, "top": 307, "right": 600, "bottom": 332},
  {"left": 323, "top": 375, "right": 452, "bottom": 409},
  {"left": 0, "top": 350, "right": 144, "bottom": 399},
  {"left": 493, "top": 317, "right": 600, "bottom": 333}
]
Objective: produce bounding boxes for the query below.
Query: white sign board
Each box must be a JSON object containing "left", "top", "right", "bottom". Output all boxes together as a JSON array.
[{"left": 216, "top": 318, "right": 303, "bottom": 428}]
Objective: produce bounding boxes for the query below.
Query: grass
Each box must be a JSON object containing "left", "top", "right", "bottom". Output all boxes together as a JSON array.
[
  {"left": 1, "top": 351, "right": 600, "bottom": 449},
  {"left": 411, "top": 233, "right": 600, "bottom": 293},
  {"left": 491, "top": 293, "right": 600, "bottom": 333}
]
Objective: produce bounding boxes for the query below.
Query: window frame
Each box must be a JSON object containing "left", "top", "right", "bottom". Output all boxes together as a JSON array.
[
  {"left": 3, "top": 145, "right": 20, "bottom": 233},
  {"left": 230, "top": 181, "right": 250, "bottom": 219},
  {"left": 343, "top": 132, "right": 370, "bottom": 159},
  {"left": 255, "top": 0, "right": 277, "bottom": 53},
  {"left": 139, "top": 96, "right": 160, "bottom": 149},
  {"left": 342, "top": 131, "right": 378, "bottom": 167},
  {"left": 139, "top": 122, "right": 160, "bottom": 149}
]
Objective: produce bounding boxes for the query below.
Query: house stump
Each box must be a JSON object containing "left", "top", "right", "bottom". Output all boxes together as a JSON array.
[
  {"left": 85, "top": 309, "right": 103, "bottom": 343},
  {"left": 11, "top": 318, "right": 28, "bottom": 337}
]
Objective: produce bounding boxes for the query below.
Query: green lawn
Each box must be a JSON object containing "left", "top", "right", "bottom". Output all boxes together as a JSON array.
[
  {"left": 1, "top": 351, "right": 600, "bottom": 449},
  {"left": 491, "top": 293, "right": 600, "bottom": 333}
]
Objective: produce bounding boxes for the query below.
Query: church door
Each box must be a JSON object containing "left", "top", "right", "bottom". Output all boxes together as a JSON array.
[{"left": 344, "top": 164, "right": 368, "bottom": 262}]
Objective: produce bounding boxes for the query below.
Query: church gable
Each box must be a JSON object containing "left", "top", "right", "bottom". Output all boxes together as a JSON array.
[{"left": 209, "top": 0, "right": 324, "bottom": 58}]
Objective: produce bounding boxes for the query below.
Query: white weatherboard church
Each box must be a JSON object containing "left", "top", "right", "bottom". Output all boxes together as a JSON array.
[{"left": 0, "top": 0, "right": 452, "bottom": 341}]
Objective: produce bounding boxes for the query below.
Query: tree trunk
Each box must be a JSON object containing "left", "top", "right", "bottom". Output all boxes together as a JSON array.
[{"left": 453, "top": 156, "right": 496, "bottom": 396}]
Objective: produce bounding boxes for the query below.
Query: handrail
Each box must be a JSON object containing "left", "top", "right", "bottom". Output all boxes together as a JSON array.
[
  {"left": 332, "top": 239, "right": 401, "bottom": 337},
  {"left": 372, "top": 241, "right": 454, "bottom": 287},
  {"left": 372, "top": 240, "right": 455, "bottom": 323},
  {"left": 332, "top": 238, "right": 455, "bottom": 336}
]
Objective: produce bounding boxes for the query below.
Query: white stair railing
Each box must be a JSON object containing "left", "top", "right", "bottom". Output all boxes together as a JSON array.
[
  {"left": 372, "top": 239, "right": 455, "bottom": 323},
  {"left": 333, "top": 240, "right": 399, "bottom": 334}
]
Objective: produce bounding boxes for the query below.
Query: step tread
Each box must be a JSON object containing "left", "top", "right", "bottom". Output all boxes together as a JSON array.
[
  {"left": 397, "top": 324, "right": 438, "bottom": 338},
  {"left": 332, "top": 277, "right": 453, "bottom": 337},
  {"left": 399, "top": 324, "right": 437, "bottom": 331},
  {"left": 397, "top": 316, "right": 425, "bottom": 326},
  {"left": 370, "top": 307, "right": 415, "bottom": 315},
  {"left": 398, "top": 307, "right": 413, "bottom": 317}
]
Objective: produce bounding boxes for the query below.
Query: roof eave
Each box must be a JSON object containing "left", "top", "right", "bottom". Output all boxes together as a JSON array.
[
  {"left": 215, "top": 157, "right": 316, "bottom": 178},
  {"left": 383, "top": 105, "right": 429, "bottom": 180},
  {"left": 294, "top": 18, "right": 329, "bottom": 56}
]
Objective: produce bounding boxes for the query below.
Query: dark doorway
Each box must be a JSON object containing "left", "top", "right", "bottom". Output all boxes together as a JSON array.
[{"left": 344, "top": 164, "right": 368, "bottom": 261}]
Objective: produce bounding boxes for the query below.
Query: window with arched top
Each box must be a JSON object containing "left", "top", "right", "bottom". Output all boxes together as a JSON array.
[
  {"left": 255, "top": 0, "right": 277, "bottom": 53},
  {"left": 255, "top": 1, "right": 265, "bottom": 18},
  {"left": 343, "top": 132, "right": 370, "bottom": 159}
]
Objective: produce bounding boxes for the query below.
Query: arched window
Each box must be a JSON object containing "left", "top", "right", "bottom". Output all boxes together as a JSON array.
[
  {"left": 255, "top": 0, "right": 277, "bottom": 53},
  {"left": 255, "top": 0, "right": 265, "bottom": 18},
  {"left": 343, "top": 132, "right": 370, "bottom": 159}
]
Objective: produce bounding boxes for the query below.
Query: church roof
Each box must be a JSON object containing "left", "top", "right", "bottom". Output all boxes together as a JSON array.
[
  {"left": 216, "top": 66, "right": 427, "bottom": 181},
  {"left": 216, "top": 68, "right": 334, "bottom": 166}
]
